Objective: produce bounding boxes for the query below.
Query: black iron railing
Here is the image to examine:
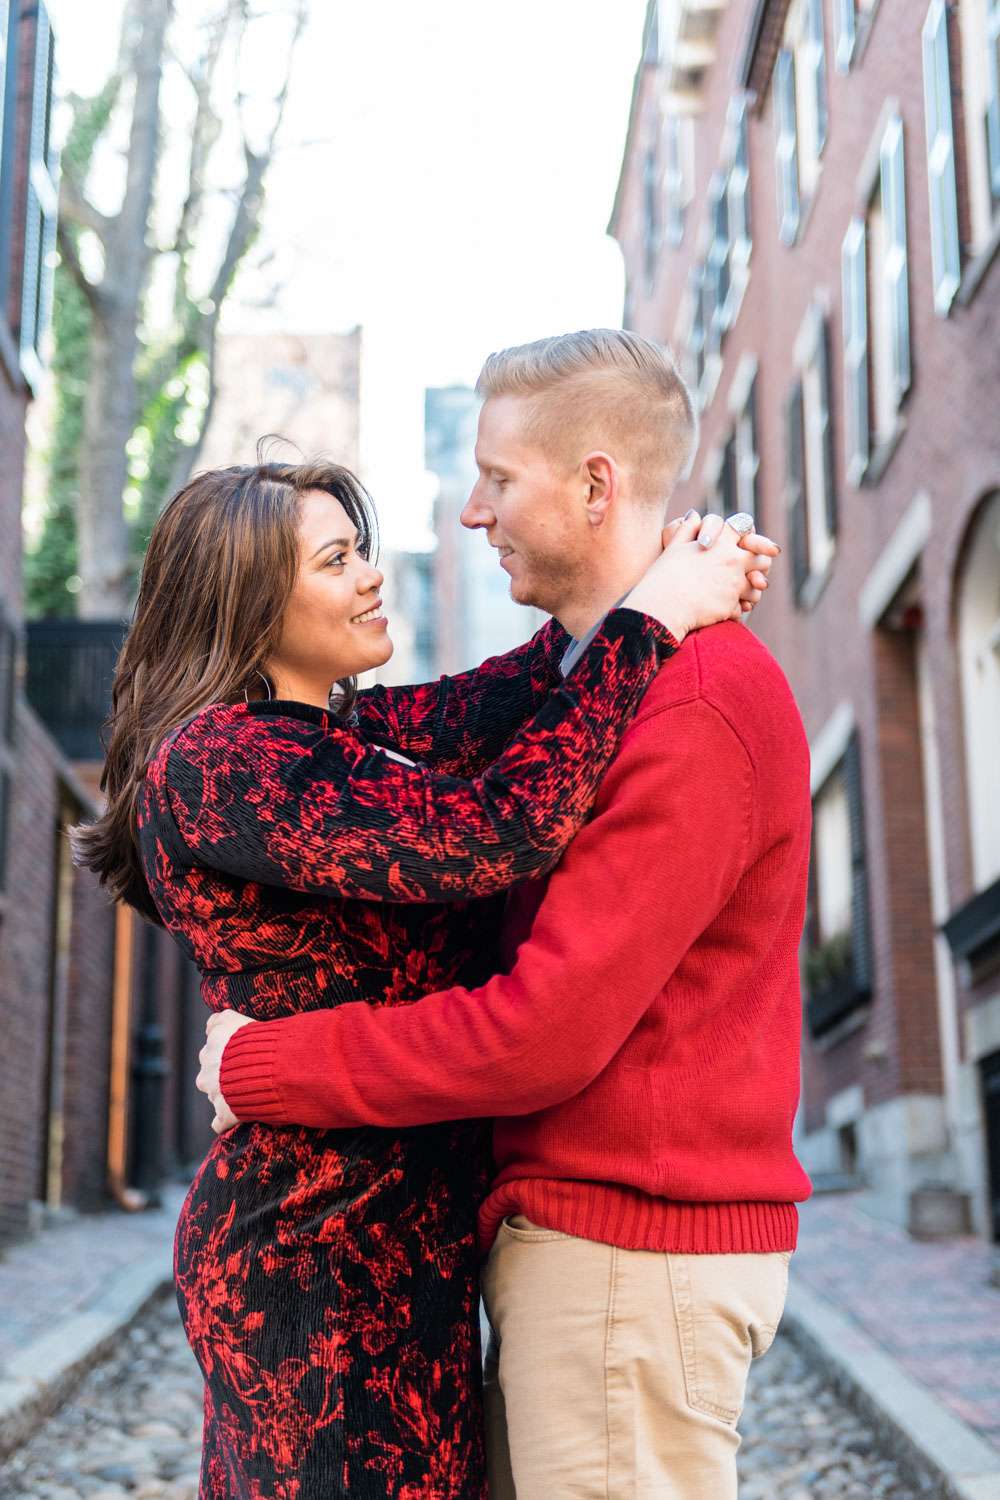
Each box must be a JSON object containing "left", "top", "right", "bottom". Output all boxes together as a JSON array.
[{"left": 25, "top": 619, "right": 126, "bottom": 762}]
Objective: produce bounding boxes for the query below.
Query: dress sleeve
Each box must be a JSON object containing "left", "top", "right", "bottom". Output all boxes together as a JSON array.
[
  {"left": 163, "top": 608, "right": 674, "bottom": 904},
  {"left": 352, "top": 619, "right": 570, "bottom": 775}
]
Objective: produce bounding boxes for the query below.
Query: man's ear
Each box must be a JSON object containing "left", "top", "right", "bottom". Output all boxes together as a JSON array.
[{"left": 581, "top": 451, "right": 619, "bottom": 526}]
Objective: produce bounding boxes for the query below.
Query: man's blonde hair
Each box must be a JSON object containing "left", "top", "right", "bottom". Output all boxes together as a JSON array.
[{"left": 475, "top": 329, "right": 696, "bottom": 510}]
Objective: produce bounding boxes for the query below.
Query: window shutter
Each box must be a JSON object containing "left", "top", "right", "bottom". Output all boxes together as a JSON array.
[
  {"left": 748, "top": 373, "right": 761, "bottom": 519},
  {"left": 786, "top": 382, "right": 808, "bottom": 598},
  {"left": 844, "top": 732, "right": 873, "bottom": 996},
  {"left": 841, "top": 216, "right": 869, "bottom": 485},
  {"left": 880, "top": 115, "right": 911, "bottom": 408},
  {"left": 774, "top": 49, "right": 800, "bottom": 245},
  {"left": 818, "top": 316, "right": 837, "bottom": 540},
  {"left": 19, "top": 0, "right": 59, "bottom": 393},
  {"left": 986, "top": 0, "right": 1000, "bottom": 203},
  {"left": 0, "top": 617, "right": 14, "bottom": 745},
  {"left": 921, "top": 0, "right": 960, "bottom": 315},
  {"left": 688, "top": 265, "right": 707, "bottom": 402},
  {"left": 0, "top": 765, "right": 9, "bottom": 892},
  {"left": 834, "top": 0, "right": 856, "bottom": 73},
  {"left": 806, "top": 0, "right": 829, "bottom": 153},
  {"left": 721, "top": 432, "right": 738, "bottom": 516}
]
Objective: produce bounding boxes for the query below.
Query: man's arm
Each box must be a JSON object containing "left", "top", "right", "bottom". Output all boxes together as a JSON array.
[{"left": 215, "top": 698, "right": 756, "bottom": 1128}]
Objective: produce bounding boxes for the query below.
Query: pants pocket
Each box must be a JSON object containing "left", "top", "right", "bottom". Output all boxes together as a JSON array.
[
  {"left": 498, "top": 1214, "right": 572, "bottom": 1244},
  {"left": 667, "top": 1252, "right": 790, "bottom": 1426}
]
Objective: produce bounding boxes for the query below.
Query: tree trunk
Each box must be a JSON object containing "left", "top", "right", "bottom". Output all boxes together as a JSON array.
[{"left": 75, "top": 0, "right": 172, "bottom": 619}]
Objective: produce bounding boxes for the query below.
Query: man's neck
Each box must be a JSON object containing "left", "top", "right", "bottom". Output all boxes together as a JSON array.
[{"left": 556, "top": 551, "right": 659, "bottom": 641}]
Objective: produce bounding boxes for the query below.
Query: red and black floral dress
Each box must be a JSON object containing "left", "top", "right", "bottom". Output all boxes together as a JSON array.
[{"left": 137, "top": 608, "right": 673, "bottom": 1500}]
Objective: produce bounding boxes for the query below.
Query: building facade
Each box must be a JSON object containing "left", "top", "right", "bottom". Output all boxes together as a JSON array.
[
  {"left": 612, "top": 0, "right": 1000, "bottom": 1236},
  {"left": 1, "top": 1, "right": 209, "bottom": 1244}
]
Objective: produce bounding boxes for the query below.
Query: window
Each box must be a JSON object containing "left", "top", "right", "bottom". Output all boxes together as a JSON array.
[
  {"left": 957, "top": 492, "right": 1000, "bottom": 891},
  {"left": 842, "top": 114, "right": 911, "bottom": 484},
  {"left": 833, "top": 0, "right": 881, "bottom": 73},
  {"left": 19, "top": 0, "right": 58, "bottom": 393},
  {"left": 788, "top": 309, "right": 836, "bottom": 602},
  {"left": 774, "top": 49, "right": 799, "bottom": 244},
  {"left": 685, "top": 94, "right": 752, "bottom": 408},
  {"left": 960, "top": 0, "right": 1000, "bottom": 257},
  {"left": 841, "top": 217, "right": 868, "bottom": 484},
  {"left": 716, "top": 357, "right": 760, "bottom": 521},
  {"left": 773, "top": 0, "right": 828, "bottom": 244},
  {"left": 805, "top": 735, "right": 872, "bottom": 1037},
  {"left": 871, "top": 116, "right": 911, "bottom": 440},
  {"left": 661, "top": 113, "right": 692, "bottom": 246},
  {"left": 0, "top": 615, "right": 15, "bottom": 896},
  {"left": 922, "top": 0, "right": 961, "bottom": 314}
]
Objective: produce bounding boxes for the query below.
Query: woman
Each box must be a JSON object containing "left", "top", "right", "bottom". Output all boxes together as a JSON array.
[{"left": 78, "top": 459, "right": 769, "bottom": 1500}]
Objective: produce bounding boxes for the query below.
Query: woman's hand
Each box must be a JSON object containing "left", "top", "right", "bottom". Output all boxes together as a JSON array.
[
  {"left": 626, "top": 511, "right": 780, "bottom": 642},
  {"left": 197, "top": 1009, "right": 256, "bottom": 1134}
]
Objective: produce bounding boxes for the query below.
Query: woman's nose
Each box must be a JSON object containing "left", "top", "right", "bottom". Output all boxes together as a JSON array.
[{"left": 360, "top": 564, "right": 383, "bottom": 593}]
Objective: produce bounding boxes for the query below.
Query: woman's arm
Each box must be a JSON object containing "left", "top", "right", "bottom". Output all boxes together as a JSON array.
[
  {"left": 352, "top": 619, "right": 570, "bottom": 776},
  {"left": 161, "top": 608, "right": 673, "bottom": 906}
]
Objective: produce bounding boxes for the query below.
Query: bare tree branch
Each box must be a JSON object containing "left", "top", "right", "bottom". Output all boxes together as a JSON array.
[
  {"left": 58, "top": 167, "right": 113, "bottom": 243},
  {"left": 56, "top": 222, "right": 108, "bottom": 315}
]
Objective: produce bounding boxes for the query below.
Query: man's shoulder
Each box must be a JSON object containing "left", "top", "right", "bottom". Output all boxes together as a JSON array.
[{"left": 635, "top": 621, "right": 804, "bottom": 745}]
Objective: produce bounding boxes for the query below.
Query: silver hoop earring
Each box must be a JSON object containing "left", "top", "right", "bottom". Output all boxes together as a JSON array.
[{"left": 244, "top": 668, "right": 272, "bottom": 704}]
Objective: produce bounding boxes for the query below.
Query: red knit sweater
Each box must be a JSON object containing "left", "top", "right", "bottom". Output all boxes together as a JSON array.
[{"left": 221, "top": 621, "right": 813, "bottom": 1256}]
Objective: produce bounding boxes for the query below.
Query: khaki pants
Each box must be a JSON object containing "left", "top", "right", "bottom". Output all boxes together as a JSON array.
[{"left": 481, "top": 1216, "right": 790, "bottom": 1500}]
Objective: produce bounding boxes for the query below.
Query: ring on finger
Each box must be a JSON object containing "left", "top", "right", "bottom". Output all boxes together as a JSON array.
[{"left": 725, "top": 511, "right": 755, "bottom": 537}]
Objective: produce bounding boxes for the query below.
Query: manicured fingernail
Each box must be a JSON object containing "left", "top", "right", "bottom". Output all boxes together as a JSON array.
[
  {"left": 684, "top": 508, "right": 698, "bottom": 520},
  {"left": 698, "top": 532, "right": 714, "bottom": 548}
]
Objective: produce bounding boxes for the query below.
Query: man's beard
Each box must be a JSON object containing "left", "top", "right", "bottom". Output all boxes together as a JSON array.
[{"left": 504, "top": 548, "right": 588, "bottom": 617}]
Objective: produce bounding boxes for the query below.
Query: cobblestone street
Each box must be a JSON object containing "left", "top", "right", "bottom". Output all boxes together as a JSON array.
[{"left": 0, "top": 1296, "right": 924, "bottom": 1499}]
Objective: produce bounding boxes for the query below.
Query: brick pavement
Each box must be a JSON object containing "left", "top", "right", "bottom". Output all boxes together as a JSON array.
[{"left": 793, "top": 1190, "right": 1000, "bottom": 1455}]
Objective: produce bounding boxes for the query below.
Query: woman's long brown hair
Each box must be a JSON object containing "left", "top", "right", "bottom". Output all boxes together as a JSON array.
[{"left": 74, "top": 459, "right": 378, "bottom": 924}]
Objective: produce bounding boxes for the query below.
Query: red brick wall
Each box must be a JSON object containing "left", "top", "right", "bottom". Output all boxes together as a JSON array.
[{"left": 614, "top": 0, "right": 1000, "bottom": 1129}]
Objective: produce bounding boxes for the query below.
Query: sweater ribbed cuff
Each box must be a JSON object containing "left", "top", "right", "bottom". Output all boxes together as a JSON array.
[{"left": 220, "top": 1019, "right": 290, "bottom": 1125}]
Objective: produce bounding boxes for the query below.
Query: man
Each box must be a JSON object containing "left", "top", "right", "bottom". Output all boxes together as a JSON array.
[{"left": 200, "top": 329, "right": 812, "bottom": 1497}]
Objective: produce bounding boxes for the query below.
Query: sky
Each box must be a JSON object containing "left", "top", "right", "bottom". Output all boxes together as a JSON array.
[{"left": 44, "top": 0, "right": 649, "bottom": 546}]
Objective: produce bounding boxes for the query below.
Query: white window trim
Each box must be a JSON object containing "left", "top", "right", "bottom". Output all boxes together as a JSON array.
[
  {"left": 841, "top": 217, "right": 869, "bottom": 486},
  {"left": 921, "top": 0, "right": 961, "bottom": 316},
  {"left": 774, "top": 47, "right": 800, "bottom": 245},
  {"left": 19, "top": 1, "right": 60, "bottom": 395},
  {"left": 877, "top": 114, "right": 911, "bottom": 422}
]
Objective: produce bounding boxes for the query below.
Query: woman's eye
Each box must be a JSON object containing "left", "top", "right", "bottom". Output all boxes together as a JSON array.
[{"left": 326, "top": 553, "right": 347, "bottom": 568}]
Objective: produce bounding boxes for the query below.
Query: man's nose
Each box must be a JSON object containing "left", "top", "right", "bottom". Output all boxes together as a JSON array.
[{"left": 461, "top": 485, "right": 493, "bottom": 530}]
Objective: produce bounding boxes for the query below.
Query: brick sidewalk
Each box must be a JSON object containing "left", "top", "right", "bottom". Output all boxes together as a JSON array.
[
  {"left": 793, "top": 1190, "right": 1000, "bottom": 1454},
  {"left": 0, "top": 1185, "right": 186, "bottom": 1368}
]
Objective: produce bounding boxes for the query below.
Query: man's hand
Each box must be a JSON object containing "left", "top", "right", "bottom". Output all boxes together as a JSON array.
[{"left": 197, "top": 1009, "right": 256, "bottom": 1135}]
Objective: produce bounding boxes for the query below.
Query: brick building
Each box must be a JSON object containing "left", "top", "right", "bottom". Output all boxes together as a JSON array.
[
  {"left": 0, "top": 0, "right": 208, "bottom": 1244},
  {"left": 611, "top": 0, "right": 1000, "bottom": 1237}
]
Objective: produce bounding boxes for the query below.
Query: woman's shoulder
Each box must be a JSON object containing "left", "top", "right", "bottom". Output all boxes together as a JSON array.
[{"left": 156, "top": 700, "right": 355, "bottom": 778}]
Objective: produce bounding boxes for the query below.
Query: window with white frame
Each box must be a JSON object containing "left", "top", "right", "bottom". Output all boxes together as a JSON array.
[
  {"left": 773, "top": 0, "right": 828, "bottom": 244},
  {"left": 841, "top": 114, "right": 910, "bottom": 483},
  {"left": 787, "top": 308, "right": 836, "bottom": 603},
  {"left": 19, "top": 0, "right": 59, "bottom": 393},
  {"left": 959, "top": 0, "right": 1000, "bottom": 257},
  {"left": 805, "top": 734, "right": 872, "bottom": 1035},
  {"left": 922, "top": 0, "right": 961, "bottom": 314},
  {"left": 833, "top": 0, "right": 881, "bottom": 74},
  {"left": 685, "top": 94, "right": 752, "bottom": 408},
  {"left": 661, "top": 113, "right": 693, "bottom": 247},
  {"left": 957, "top": 491, "right": 1000, "bottom": 891}
]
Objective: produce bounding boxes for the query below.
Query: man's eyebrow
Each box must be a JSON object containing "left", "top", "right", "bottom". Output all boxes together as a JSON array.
[{"left": 309, "top": 533, "right": 356, "bottom": 559}]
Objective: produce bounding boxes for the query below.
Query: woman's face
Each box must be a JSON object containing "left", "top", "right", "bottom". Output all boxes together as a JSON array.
[{"left": 266, "top": 489, "right": 392, "bottom": 703}]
